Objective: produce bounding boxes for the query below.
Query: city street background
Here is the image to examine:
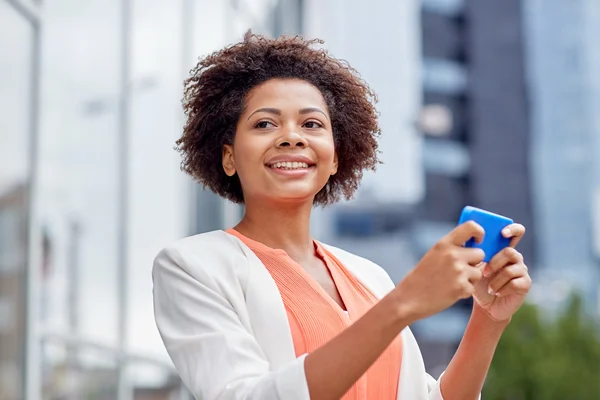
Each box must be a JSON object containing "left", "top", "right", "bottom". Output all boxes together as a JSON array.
[{"left": 1, "top": 0, "right": 599, "bottom": 399}]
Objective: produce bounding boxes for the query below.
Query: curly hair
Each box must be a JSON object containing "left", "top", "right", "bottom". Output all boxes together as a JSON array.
[{"left": 176, "top": 32, "right": 381, "bottom": 205}]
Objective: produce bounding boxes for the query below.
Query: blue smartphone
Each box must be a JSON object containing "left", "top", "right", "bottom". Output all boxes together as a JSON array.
[{"left": 458, "top": 206, "right": 514, "bottom": 262}]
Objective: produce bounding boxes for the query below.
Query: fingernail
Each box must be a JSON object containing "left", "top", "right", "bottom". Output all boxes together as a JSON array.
[
  {"left": 488, "top": 287, "right": 495, "bottom": 295},
  {"left": 502, "top": 228, "right": 511, "bottom": 236},
  {"left": 483, "top": 268, "right": 490, "bottom": 278}
]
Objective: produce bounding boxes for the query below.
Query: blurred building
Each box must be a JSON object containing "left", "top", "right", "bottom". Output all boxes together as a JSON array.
[
  {"left": 304, "top": 0, "right": 599, "bottom": 373},
  {"left": 412, "top": 0, "right": 536, "bottom": 371},
  {"left": 418, "top": 0, "right": 535, "bottom": 263},
  {"left": 0, "top": 186, "right": 28, "bottom": 399},
  {"left": 523, "top": 0, "right": 600, "bottom": 311}
]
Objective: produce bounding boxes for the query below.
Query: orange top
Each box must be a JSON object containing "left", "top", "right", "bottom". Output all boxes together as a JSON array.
[{"left": 227, "top": 229, "right": 402, "bottom": 400}]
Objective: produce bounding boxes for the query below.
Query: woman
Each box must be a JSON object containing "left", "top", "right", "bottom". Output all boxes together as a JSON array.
[{"left": 153, "top": 33, "right": 531, "bottom": 400}]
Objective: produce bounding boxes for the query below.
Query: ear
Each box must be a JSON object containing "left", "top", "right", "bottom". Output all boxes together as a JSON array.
[
  {"left": 331, "top": 152, "right": 338, "bottom": 176},
  {"left": 222, "top": 144, "right": 236, "bottom": 177}
]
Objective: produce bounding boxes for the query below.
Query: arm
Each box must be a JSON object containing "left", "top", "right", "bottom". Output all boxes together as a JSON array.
[
  {"left": 304, "top": 290, "right": 411, "bottom": 399},
  {"left": 440, "top": 305, "right": 508, "bottom": 400},
  {"left": 440, "top": 223, "right": 532, "bottom": 400}
]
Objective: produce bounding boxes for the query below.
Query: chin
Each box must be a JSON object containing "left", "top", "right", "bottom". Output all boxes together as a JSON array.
[{"left": 266, "top": 190, "right": 318, "bottom": 205}]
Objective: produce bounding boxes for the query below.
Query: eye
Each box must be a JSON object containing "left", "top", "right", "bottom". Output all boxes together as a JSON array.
[
  {"left": 303, "top": 120, "right": 323, "bottom": 129},
  {"left": 255, "top": 120, "right": 276, "bottom": 129}
]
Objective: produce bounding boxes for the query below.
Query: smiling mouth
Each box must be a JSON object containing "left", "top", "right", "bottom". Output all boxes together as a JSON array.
[{"left": 267, "top": 161, "right": 314, "bottom": 170}]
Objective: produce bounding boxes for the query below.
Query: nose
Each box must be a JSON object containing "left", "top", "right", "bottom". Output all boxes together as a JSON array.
[{"left": 276, "top": 128, "right": 308, "bottom": 148}]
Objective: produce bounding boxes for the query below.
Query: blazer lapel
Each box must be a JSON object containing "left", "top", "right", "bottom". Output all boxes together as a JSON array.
[
  {"left": 225, "top": 232, "right": 298, "bottom": 369},
  {"left": 322, "top": 244, "right": 396, "bottom": 297}
]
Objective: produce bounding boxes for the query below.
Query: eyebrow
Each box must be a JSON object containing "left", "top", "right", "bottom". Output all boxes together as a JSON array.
[
  {"left": 247, "top": 107, "right": 329, "bottom": 121},
  {"left": 299, "top": 107, "right": 329, "bottom": 120}
]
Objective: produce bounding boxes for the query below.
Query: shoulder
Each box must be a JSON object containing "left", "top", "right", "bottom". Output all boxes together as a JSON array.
[
  {"left": 153, "top": 230, "right": 251, "bottom": 287},
  {"left": 320, "top": 242, "right": 396, "bottom": 297},
  {"left": 154, "top": 230, "right": 241, "bottom": 265}
]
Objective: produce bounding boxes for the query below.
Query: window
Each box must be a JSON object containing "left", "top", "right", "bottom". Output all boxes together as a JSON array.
[
  {"left": 333, "top": 207, "right": 413, "bottom": 238},
  {"left": 422, "top": 0, "right": 465, "bottom": 16},
  {"left": 423, "top": 58, "right": 468, "bottom": 95}
]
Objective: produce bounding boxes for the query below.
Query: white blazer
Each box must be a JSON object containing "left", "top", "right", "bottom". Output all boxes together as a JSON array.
[{"left": 152, "top": 230, "right": 461, "bottom": 400}]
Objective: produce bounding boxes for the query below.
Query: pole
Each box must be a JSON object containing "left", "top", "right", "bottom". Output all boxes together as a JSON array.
[
  {"left": 22, "top": 3, "right": 42, "bottom": 399},
  {"left": 177, "top": 0, "right": 194, "bottom": 384},
  {"left": 182, "top": 0, "right": 197, "bottom": 236},
  {"left": 66, "top": 219, "right": 81, "bottom": 399},
  {"left": 116, "top": 0, "right": 132, "bottom": 398}
]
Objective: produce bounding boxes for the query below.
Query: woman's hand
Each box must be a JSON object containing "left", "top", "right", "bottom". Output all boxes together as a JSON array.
[
  {"left": 472, "top": 223, "right": 532, "bottom": 322},
  {"left": 395, "top": 221, "right": 486, "bottom": 323}
]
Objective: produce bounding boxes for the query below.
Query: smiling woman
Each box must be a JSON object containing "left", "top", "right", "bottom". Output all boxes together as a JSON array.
[
  {"left": 176, "top": 32, "right": 380, "bottom": 205},
  {"left": 153, "top": 31, "right": 532, "bottom": 400},
  {"left": 222, "top": 79, "right": 338, "bottom": 203}
]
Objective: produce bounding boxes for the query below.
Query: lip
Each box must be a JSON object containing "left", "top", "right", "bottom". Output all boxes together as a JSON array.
[
  {"left": 265, "top": 155, "right": 316, "bottom": 167},
  {"left": 268, "top": 167, "right": 315, "bottom": 178},
  {"left": 265, "top": 154, "right": 316, "bottom": 179}
]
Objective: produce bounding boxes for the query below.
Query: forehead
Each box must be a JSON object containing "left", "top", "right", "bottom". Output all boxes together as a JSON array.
[{"left": 244, "top": 78, "right": 328, "bottom": 111}]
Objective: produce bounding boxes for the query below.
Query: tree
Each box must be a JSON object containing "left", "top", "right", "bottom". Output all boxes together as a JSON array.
[{"left": 483, "top": 293, "right": 600, "bottom": 399}]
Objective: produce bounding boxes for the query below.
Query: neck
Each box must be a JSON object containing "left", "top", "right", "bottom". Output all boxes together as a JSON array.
[{"left": 234, "top": 198, "right": 315, "bottom": 262}]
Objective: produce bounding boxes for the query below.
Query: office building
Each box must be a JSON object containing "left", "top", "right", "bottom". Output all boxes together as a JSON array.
[
  {"left": 0, "top": 186, "right": 28, "bottom": 399},
  {"left": 412, "top": 0, "right": 536, "bottom": 370},
  {"left": 523, "top": 0, "right": 600, "bottom": 311}
]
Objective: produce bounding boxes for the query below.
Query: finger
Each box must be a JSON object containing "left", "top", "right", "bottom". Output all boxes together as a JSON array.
[
  {"left": 483, "top": 247, "right": 523, "bottom": 278},
  {"left": 487, "top": 263, "right": 529, "bottom": 295},
  {"left": 455, "top": 247, "right": 486, "bottom": 266},
  {"left": 447, "top": 221, "right": 485, "bottom": 246},
  {"left": 466, "top": 263, "right": 484, "bottom": 285},
  {"left": 458, "top": 280, "right": 476, "bottom": 300},
  {"left": 501, "top": 223, "right": 526, "bottom": 248},
  {"left": 495, "top": 275, "right": 532, "bottom": 297}
]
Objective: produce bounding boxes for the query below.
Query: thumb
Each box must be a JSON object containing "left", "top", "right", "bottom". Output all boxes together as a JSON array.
[{"left": 479, "top": 262, "right": 493, "bottom": 278}]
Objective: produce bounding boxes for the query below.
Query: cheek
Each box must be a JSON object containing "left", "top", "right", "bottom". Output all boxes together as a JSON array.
[
  {"left": 233, "top": 137, "right": 263, "bottom": 167},
  {"left": 317, "top": 138, "right": 336, "bottom": 164},
  {"left": 231, "top": 141, "right": 269, "bottom": 186}
]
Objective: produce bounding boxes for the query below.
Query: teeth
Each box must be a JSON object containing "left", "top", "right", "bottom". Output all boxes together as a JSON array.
[{"left": 270, "top": 161, "right": 310, "bottom": 169}]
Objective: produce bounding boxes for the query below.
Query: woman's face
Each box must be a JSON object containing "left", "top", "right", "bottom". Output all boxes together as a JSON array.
[{"left": 223, "top": 78, "right": 338, "bottom": 204}]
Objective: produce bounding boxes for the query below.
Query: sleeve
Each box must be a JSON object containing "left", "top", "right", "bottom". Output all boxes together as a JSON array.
[
  {"left": 426, "top": 373, "right": 444, "bottom": 400},
  {"left": 152, "top": 245, "right": 311, "bottom": 400},
  {"left": 426, "top": 372, "right": 481, "bottom": 400},
  {"left": 399, "top": 327, "right": 480, "bottom": 400}
]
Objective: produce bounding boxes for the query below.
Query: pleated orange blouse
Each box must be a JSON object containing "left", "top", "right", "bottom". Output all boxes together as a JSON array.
[{"left": 227, "top": 229, "right": 403, "bottom": 400}]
